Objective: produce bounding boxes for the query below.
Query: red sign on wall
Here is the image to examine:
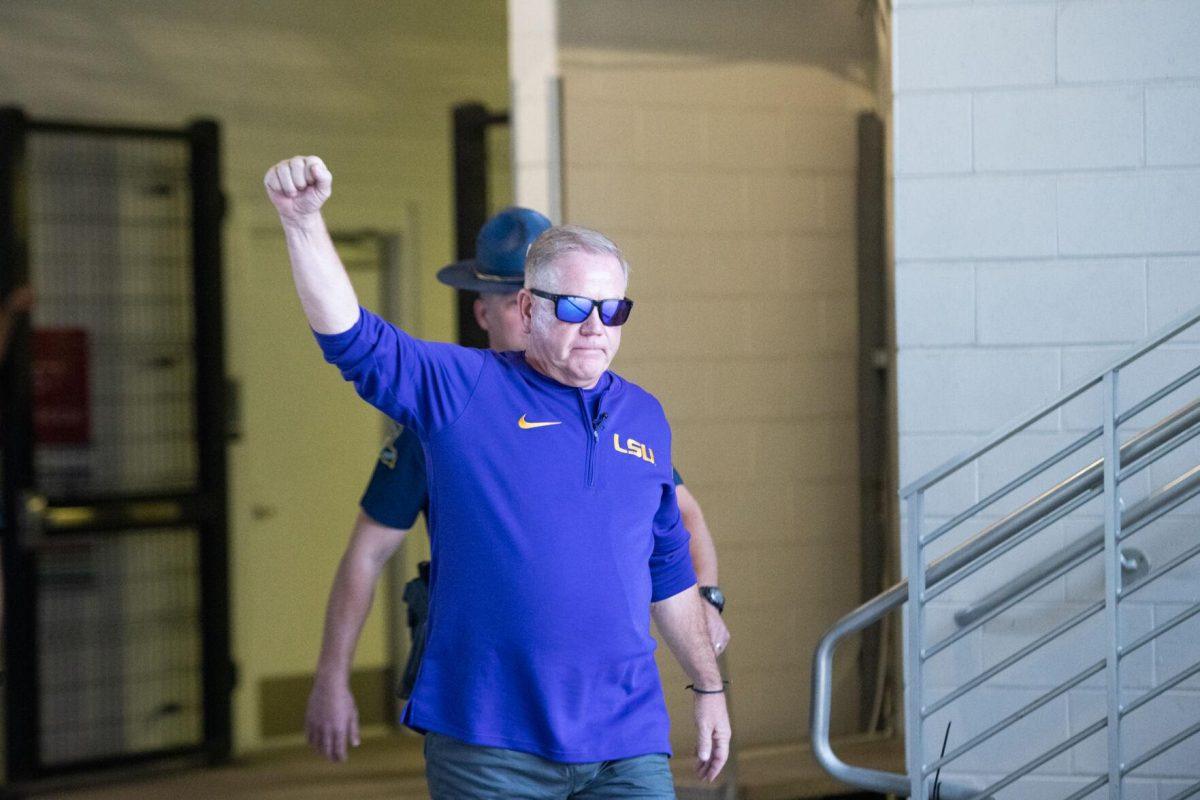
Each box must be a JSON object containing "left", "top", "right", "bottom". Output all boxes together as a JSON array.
[{"left": 33, "top": 328, "right": 91, "bottom": 445}]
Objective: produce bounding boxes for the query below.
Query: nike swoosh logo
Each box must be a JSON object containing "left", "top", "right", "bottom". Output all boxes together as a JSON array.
[{"left": 518, "top": 414, "right": 562, "bottom": 430}]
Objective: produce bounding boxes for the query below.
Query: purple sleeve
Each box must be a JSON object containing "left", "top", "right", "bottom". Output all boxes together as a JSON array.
[
  {"left": 649, "top": 482, "right": 697, "bottom": 602},
  {"left": 313, "top": 307, "right": 486, "bottom": 439}
]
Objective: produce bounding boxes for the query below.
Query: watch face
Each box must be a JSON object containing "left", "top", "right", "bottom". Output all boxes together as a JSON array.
[{"left": 701, "top": 586, "right": 725, "bottom": 612}]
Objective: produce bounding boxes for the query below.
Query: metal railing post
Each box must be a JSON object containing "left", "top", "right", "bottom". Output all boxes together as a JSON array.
[
  {"left": 1102, "top": 369, "right": 1123, "bottom": 799},
  {"left": 905, "top": 491, "right": 927, "bottom": 800}
]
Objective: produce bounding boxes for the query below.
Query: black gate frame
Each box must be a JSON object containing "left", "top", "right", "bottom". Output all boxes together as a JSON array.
[
  {"left": 452, "top": 102, "right": 510, "bottom": 348},
  {"left": 0, "top": 108, "right": 232, "bottom": 786}
]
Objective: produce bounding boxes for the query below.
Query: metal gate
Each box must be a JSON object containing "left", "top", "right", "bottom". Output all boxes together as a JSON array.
[{"left": 0, "top": 108, "right": 231, "bottom": 783}]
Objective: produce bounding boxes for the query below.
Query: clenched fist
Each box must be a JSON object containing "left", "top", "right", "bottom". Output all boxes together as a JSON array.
[{"left": 264, "top": 155, "right": 332, "bottom": 222}]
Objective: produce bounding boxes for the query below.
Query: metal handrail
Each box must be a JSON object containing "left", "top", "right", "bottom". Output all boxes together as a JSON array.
[
  {"left": 924, "top": 397, "right": 1200, "bottom": 586},
  {"left": 809, "top": 462, "right": 1200, "bottom": 797},
  {"left": 953, "top": 463, "right": 1200, "bottom": 627},
  {"left": 812, "top": 304, "right": 1200, "bottom": 798},
  {"left": 809, "top": 584, "right": 988, "bottom": 800},
  {"left": 954, "top": 545, "right": 1146, "bottom": 629},
  {"left": 920, "top": 427, "right": 1101, "bottom": 548}
]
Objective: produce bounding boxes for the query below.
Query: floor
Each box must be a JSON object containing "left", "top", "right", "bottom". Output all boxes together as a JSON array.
[{"left": 30, "top": 733, "right": 903, "bottom": 800}]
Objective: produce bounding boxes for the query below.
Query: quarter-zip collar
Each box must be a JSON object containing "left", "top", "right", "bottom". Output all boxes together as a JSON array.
[{"left": 505, "top": 350, "right": 622, "bottom": 398}]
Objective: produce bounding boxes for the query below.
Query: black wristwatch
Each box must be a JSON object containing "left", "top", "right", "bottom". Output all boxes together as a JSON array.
[{"left": 699, "top": 585, "right": 725, "bottom": 614}]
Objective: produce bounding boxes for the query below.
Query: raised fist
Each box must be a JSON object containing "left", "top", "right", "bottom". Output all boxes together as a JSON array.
[{"left": 264, "top": 155, "right": 332, "bottom": 221}]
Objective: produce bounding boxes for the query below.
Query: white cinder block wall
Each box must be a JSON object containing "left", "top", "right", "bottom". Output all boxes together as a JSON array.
[{"left": 893, "top": 1, "right": 1200, "bottom": 797}]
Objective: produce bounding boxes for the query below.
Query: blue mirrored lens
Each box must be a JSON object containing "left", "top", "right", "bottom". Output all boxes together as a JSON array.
[
  {"left": 556, "top": 295, "right": 592, "bottom": 323},
  {"left": 600, "top": 299, "right": 632, "bottom": 326}
]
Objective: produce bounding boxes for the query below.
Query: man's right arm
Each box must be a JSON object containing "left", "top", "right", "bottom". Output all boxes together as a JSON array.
[
  {"left": 264, "top": 156, "right": 359, "bottom": 335},
  {"left": 266, "top": 155, "right": 485, "bottom": 434},
  {"left": 306, "top": 510, "right": 407, "bottom": 763}
]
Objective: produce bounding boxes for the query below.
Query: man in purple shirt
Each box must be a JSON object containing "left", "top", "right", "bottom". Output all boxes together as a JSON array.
[
  {"left": 302, "top": 208, "right": 733, "bottom": 770},
  {"left": 266, "top": 155, "right": 730, "bottom": 797}
]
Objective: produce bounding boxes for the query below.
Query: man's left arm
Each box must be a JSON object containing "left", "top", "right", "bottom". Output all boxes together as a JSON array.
[
  {"left": 649, "top": 479, "right": 731, "bottom": 782},
  {"left": 651, "top": 589, "right": 731, "bottom": 783}
]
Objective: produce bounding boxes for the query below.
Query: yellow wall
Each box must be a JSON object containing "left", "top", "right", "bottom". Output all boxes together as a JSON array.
[{"left": 0, "top": 0, "right": 509, "bottom": 753}]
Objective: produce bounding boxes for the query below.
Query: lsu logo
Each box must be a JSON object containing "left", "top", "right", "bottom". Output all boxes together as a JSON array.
[{"left": 613, "top": 433, "right": 656, "bottom": 465}]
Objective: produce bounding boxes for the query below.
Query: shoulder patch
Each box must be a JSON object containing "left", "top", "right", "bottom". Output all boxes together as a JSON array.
[{"left": 378, "top": 423, "right": 405, "bottom": 469}]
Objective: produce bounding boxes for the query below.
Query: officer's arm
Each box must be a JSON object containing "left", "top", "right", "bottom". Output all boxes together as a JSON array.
[
  {"left": 677, "top": 484, "right": 731, "bottom": 654},
  {"left": 306, "top": 510, "right": 407, "bottom": 762},
  {"left": 677, "top": 484, "right": 718, "bottom": 585}
]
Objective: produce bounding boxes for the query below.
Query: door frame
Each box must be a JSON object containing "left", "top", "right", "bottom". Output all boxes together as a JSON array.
[{"left": 0, "top": 108, "right": 232, "bottom": 783}]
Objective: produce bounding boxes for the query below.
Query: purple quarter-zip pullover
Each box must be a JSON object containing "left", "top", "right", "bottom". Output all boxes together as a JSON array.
[{"left": 315, "top": 307, "right": 696, "bottom": 762}]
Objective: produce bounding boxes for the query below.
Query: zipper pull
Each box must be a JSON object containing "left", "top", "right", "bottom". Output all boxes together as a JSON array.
[{"left": 592, "top": 412, "right": 609, "bottom": 441}]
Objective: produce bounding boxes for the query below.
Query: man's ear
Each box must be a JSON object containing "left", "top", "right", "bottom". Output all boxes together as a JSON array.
[
  {"left": 473, "top": 296, "right": 490, "bottom": 332},
  {"left": 517, "top": 288, "right": 533, "bottom": 335}
]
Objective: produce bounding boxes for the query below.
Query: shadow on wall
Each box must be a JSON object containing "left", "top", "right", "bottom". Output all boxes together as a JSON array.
[{"left": 559, "top": 0, "right": 881, "bottom": 92}]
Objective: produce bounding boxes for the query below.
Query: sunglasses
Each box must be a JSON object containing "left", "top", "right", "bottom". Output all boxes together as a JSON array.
[{"left": 529, "top": 288, "right": 634, "bottom": 327}]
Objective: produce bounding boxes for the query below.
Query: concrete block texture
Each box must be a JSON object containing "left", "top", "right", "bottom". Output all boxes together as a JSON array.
[
  {"left": 895, "top": 92, "right": 973, "bottom": 175},
  {"left": 920, "top": 608, "right": 986, "bottom": 691},
  {"left": 707, "top": 108, "right": 786, "bottom": 170},
  {"left": 896, "top": 174, "right": 1057, "bottom": 259},
  {"left": 897, "top": 347, "right": 1060, "bottom": 434},
  {"left": 895, "top": 4, "right": 1056, "bottom": 90},
  {"left": 899, "top": 434, "right": 981, "bottom": 517},
  {"left": 1154, "top": 600, "right": 1200, "bottom": 690},
  {"left": 1058, "top": 170, "right": 1200, "bottom": 256},
  {"left": 1060, "top": 345, "right": 1200, "bottom": 431},
  {"left": 976, "top": 259, "right": 1146, "bottom": 345},
  {"left": 922, "top": 685, "right": 1072, "bottom": 776},
  {"left": 1059, "top": 0, "right": 1200, "bottom": 83},
  {"left": 976, "top": 601, "right": 1154, "bottom": 691},
  {"left": 970, "top": 776, "right": 1156, "bottom": 800},
  {"left": 896, "top": 263, "right": 976, "bottom": 346},
  {"left": 1069, "top": 687, "right": 1200, "bottom": 778},
  {"left": 618, "top": 355, "right": 858, "bottom": 429},
  {"left": 781, "top": 112, "right": 859, "bottom": 170},
  {"left": 1147, "top": 84, "right": 1200, "bottom": 167},
  {"left": 1148, "top": 258, "right": 1200, "bottom": 341},
  {"left": 973, "top": 86, "right": 1143, "bottom": 172},
  {"left": 779, "top": 234, "right": 858, "bottom": 295},
  {"left": 635, "top": 106, "right": 711, "bottom": 169}
]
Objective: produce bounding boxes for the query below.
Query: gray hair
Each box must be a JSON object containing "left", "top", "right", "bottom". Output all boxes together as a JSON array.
[{"left": 524, "top": 225, "right": 630, "bottom": 290}]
